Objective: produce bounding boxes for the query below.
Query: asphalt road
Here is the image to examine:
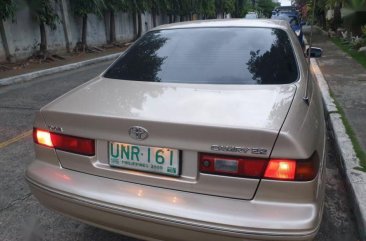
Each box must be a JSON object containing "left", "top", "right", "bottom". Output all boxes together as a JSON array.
[{"left": 0, "top": 62, "right": 360, "bottom": 241}]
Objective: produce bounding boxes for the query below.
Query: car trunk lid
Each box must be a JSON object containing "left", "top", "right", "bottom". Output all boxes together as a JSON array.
[{"left": 40, "top": 77, "right": 296, "bottom": 199}]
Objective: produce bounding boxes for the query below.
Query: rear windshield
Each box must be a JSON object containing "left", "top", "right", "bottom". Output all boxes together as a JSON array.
[{"left": 104, "top": 27, "right": 298, "bottom": 84}]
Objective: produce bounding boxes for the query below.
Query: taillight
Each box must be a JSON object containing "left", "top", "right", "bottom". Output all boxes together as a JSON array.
[
  {"left": 34, "top": 129, "right": 53, "bottom": 147},
  {"left": 199, "top": 153, "right": 268, "bottom": 178},
  {"left": 33, "top": 128, "right": 95, "bottom": 156},
  {"left": 199, "top": 153, "right": 318, "bottom": 181},
  {"left": 263, "top": 153, "right": 319, "bottom": 181},
  {"left": 293, "top": 153, "right": 319, "bottom": 181},
  {"left": 263, "top": 159, "right": 296, "bottom": 180}
]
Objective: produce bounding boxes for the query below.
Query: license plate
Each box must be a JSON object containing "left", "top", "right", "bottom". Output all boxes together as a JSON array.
[{"left": 108, "top": 142, "right": 180, "bottom": 176}]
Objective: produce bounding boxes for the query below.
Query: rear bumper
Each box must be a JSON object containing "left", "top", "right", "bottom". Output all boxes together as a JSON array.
[{"left": 26, "top": 160, "right": 322, "bottom": 241}]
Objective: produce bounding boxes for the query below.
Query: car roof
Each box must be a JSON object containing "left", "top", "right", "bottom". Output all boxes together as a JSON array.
[{"left": 153, "top": 19, "right": 291, "bottom": 31}]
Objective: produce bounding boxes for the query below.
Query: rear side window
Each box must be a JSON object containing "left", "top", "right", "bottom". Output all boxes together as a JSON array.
[{"left": 104, "top": 27, "right": 298, "bottom": 84}]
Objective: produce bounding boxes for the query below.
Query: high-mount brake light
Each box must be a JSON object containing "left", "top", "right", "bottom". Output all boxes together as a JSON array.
[{"left": 33, "top": 128, "right": 95, "bottom": 156}]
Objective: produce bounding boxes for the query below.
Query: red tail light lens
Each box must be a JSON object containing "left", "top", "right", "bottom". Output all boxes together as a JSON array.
[
  {"left": 199, "top": 153, "right": 268, "bottom": 178},
  {"left": 33, "top": 128, "right": 95, "bottom": 156},
  {"left": 264, "top": 159, "right": 296, "bottom": 180},
  {"left": 293, "top": 153, "right": 319, "bottom": 181},
  {"left": 199, "top": 153, "right": 318, "bottom": 181}
]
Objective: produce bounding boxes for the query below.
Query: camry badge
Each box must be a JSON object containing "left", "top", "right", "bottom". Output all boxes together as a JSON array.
[
  {"left": 48, "top": 125, "right": 63, "bottom": 133},
  {"left": 211, "top": 145, "right": 268, "bottom": 155},
  {"left": 129, "top": 126, "right": 149, "bottom": 141}
]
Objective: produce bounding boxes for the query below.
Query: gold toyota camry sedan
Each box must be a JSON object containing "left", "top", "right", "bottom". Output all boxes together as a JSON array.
[{"left": 26, "top": 19, "right": 326, "bottom": 241}]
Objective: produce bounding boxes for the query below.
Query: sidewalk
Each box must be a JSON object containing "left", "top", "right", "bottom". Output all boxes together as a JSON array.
[
  {"left": 0, "top": 48, "right": 127, "bottom": 86},
  {"left": 306, "top": 27, "right": 366, "bottom": 152},
  {"left": 305, "top": 26, "right": 366, "bottom": 240},
  {"left": 0, "top": 47, "right": 126, "bottom": 80}
]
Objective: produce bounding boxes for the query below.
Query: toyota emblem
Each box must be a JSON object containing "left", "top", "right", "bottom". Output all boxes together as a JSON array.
[{"left": 128, "top": 126, "right": 149, "bottom": 140}]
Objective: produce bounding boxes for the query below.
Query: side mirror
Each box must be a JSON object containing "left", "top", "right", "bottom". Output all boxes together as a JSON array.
[{"left": 306, "top": 47, "right": 323, "bottom": 58}]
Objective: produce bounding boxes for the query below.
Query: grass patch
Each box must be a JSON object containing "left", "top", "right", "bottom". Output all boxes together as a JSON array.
[
  {"left": 330, "top": 37, "right": 366, "bottom": 69},
  {"left": 329, "top": 91, "right": 366, "bottom": 171}
]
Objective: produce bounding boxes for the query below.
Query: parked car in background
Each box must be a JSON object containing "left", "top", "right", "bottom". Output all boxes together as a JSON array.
[
  {"left": 27, "top": 19, "right": 326, "bottom": 241},
  {"left": 274, "top": 6, "right": 298, "bottom": 14},
  {"left": 245, "top": 11, "right": 258, "bottom": 19},
  {"left": 271, "top": 12, "right": 305, "bottom": 48}
]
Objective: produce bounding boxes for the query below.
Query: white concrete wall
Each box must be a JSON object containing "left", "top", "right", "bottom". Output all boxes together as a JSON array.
[
  {"left": 1, "top": 1, "right": 67, "bottom": 60},
  {"left": 67, "top": 13, "right": 109, "bottom": 47},
  {"left": 115, "top": 12, "right": 135, "bottom": 42},
  {"left": 0, "top": 0, "right": 167, "bottom": 61}
]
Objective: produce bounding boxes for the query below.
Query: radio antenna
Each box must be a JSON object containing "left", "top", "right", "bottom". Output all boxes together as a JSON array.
[{"left": 303, "top": 0, "right": 317, "bottom": 104}]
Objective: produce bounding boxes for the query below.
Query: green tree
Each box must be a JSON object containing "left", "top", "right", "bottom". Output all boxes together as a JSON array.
[
  {"left": 310, "top": 0, "right": 327, "bottom": 28},
  {"left": 257, "top": 0, "right": 276, "bottom": 18},
  {"left": 145, "top": 0, "right": 165, "bottom": 26},
  {"left": 0, "top": 0, "right": 17, "bottom": 62},
  {"left": 346, "top": 0, "right": 366, "bottom": 8},
  {"left": 125, "top": 0, "right": 147, "bottom": 39},
  {"left": 0, "top": 0, "right": 16, "bottom": 21},
  {"left": 325, "top": 0, "right": 344, "bottom": 30},
  {"left": 190, "top": 0, "right": 203, "bottom": 19},
  {"left": 165, "top": 0, "right": 181, "bottom": 22},
  {"left": 70, "top": 0, "right": 105, "bottom": 51},
  {"left": 223, "top": 0, "right": 236, "bottom": 16},
  {"left": 178, "top": 0, "right": 193, "bottom": 21},
  {"left": 343, "top": 0, "right": 366, "bottom": 34},
  {"left": 27, "top": 0, "right": 59, "bottom": 55},
  {"left": 232, "top": 0, "right": 246, "bottom": 18},
  {"left": 215, "top": 0, "right": 235, "bottom": 18},
  {"left": 215, "top": 0, "right": 224, "bottom": 17},
  {"left": 201, "top": 0, "right": 216, "bottom": 19},
  {"left": 104, "top": 0, "right": 127, "bottom": 43}
]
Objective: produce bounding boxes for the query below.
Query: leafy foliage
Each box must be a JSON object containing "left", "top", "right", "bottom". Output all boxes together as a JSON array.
[
  {"left": 306, "top": 0, "right": 366, "bottom": 31},
  {"left": 362, "top": 24, "right": 366, "bottom": 37},
  {"left": 257, "top": 0, "right": 277, "bottom": 18},
  {"left": 125, "top": 0, "right": 147, "bottom": 14},
  {"left": 164, "top": 0, "right": 181, "bottom": 17},
  {"left": 70, "top": 0, "right": 106, "bottom": 17},
  {"left": 232, "top": 0, "right": 247, "bottom": 17},
  {"left": 104, "top": 0, "right": 128, "bottom": 11},
  {"left": 220, "top": 0, "right": 236, "bottom": 14},
  {"left": 0, "top": 0, "right": 16, "bottom": 21},
  {"left": 152, "top": 0, "right": 244, "bottom": 19},
  {"left": 27, "top": 0, "right": 59, "bottom": 29},
  {"left": 201, "top": 0, "right": 216, "bottom": 18},
  {"left": 146, "top": 0, "right": 166, "bottom": 14},
  {"left": 345, "top": 0, "right": 366, "bottom": 9}
]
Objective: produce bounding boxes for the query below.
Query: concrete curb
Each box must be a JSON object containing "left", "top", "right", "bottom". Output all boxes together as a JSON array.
[
  {"left": 0, "top": 52, "right": 121, "bottom": 86},
  {"left": 311, "top": 58, "right": 366, "bottom": 240},
  {"left": 310, "top": 59, "right": 337, "bottom": 113}
]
